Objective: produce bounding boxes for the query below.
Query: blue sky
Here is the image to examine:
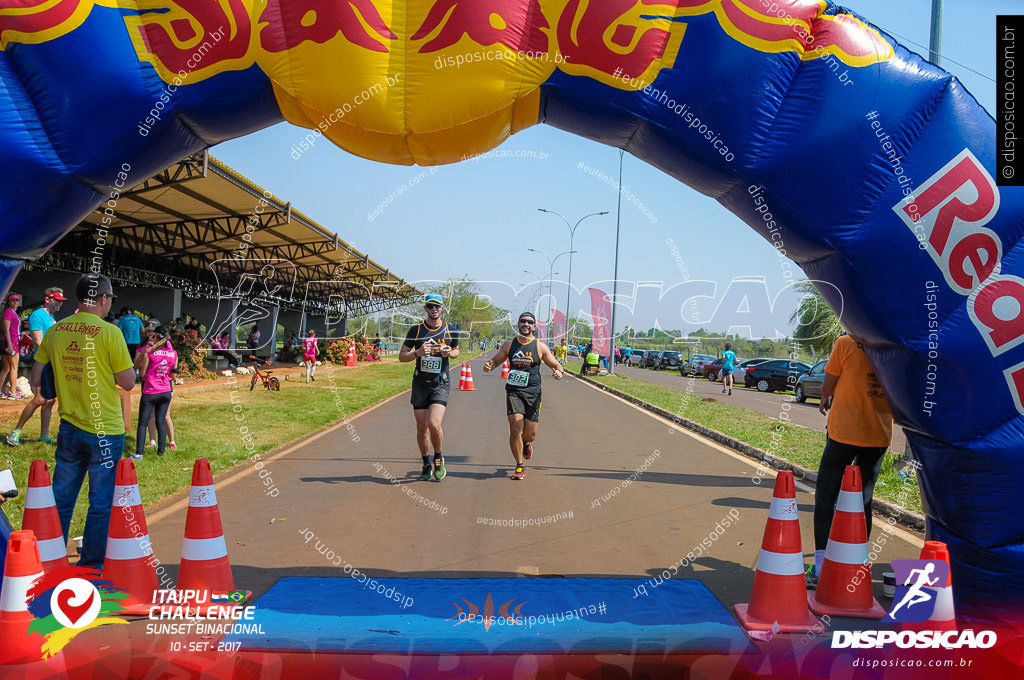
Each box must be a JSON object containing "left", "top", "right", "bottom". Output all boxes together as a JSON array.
[{"left": 213, "top": 1, "right": 1009, "bottom": 338}]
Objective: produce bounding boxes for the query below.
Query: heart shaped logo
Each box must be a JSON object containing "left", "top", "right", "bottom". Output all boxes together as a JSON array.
[
  {"left": 50, "top": 579, "right": 101, "bottom": 629},
  {"left": 56, "top": 588, "right": 95, "bottom": 625}
]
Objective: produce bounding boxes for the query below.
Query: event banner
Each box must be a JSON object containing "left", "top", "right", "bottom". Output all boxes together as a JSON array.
[{"left": 589, "top": 288, "right": 611, "bottom": 356}]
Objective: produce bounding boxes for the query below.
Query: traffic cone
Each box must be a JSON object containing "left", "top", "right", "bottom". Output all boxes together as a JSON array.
[
  {"left": 345, "top": 339, "right": 357, "bottom": 367},
  {"left": 456, "top": 363, "right": 467, "bottom": 390},
  {"left": 901, "top": 541, "right": 956, "bottom": 632},
  {"left": 734, "top": 471, "right": 819, "bottom": 632},
  {"left": 809, "top": 466, "right": 886, "bottom": 618},
  {"left": 500, "top": 360, "right": 510, "bottom": 379},
  {"left": 458, "top": 363, "right": 476, "bottom": 391},
  {"left": 21, "top": 460, "right": 69, "bottom": 573},
  {"left": 104, "top": 459, "right": 159, "bottom": 616},
  {"left": 0, "top": 530, "right": 45, "bottom": 664},
  {"left": 177, "top": 459, "right": 249, "bottom": 608}
]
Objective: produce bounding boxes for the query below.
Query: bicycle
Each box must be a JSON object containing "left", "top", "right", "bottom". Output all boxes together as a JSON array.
[{"left": 247, "top": 356, "right": 280, "bottom": 391}]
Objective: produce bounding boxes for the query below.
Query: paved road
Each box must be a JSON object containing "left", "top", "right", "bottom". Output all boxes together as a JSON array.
[
  {"left": 139, "top": 357, "right": 920, "bottom": 614},
  {"left": 580, "top": 359, "right": 907, "bottom": 453}
]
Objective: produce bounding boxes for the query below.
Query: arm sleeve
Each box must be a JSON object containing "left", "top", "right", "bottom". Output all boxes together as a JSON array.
[
  {"left": 824, "top": 338, "right": 848, "bottom": 377},
  {"left": 108, "top": 328, "right": 134, "bottom": 373},
  {"left": 402, "top": 325, "right": 419, "bottom": 348}
]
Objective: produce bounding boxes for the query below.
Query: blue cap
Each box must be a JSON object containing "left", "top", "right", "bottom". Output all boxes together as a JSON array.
[{"left": 425, "top": 292, "right": 443, "bottom": 305}]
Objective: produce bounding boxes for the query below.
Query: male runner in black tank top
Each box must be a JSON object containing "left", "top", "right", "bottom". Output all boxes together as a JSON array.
[
  {"left": 399, "top": 292, "right": 459, "bottom": 481},
  {"left": 483, "top": 311, "right": 563, "bottom": 480}
]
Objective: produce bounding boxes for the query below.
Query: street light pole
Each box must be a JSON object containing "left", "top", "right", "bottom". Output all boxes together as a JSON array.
[
  {"left": 610, "top": 150, "right": 624, "bottom": 375},
  {"left": 537, "top": 208, "right": 609, "bottom": 343},
  {"left": 527, "top": 248, "right": 574, "bottom": 331}
]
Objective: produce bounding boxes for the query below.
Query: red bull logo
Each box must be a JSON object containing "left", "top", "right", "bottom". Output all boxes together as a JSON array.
[{"left": 0, "top": 0, "right": 117, "bottom": 49}]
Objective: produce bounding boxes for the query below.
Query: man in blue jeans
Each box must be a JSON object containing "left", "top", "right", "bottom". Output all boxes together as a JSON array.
[{"left": 31, "top": 274, "right": 135, "bottom": 568}]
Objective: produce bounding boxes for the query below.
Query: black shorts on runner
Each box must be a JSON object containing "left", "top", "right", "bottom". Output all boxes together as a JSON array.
[
  {"left": 506, "top": 390, "right": 541, "bottom": 422},
  {"left": 411, "top": 380, "right": 450, "bottom": 410}
]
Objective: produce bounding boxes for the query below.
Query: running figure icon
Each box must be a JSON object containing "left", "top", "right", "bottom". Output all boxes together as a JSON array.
[{"left": 888, "top": 563, "right": 939, "bottom": 618}]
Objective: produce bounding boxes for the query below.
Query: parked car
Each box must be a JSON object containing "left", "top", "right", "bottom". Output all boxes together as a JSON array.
[
  {"left": 744, "top": 359, "right": 812, "bottom": 392},
  {"left": 627, "top": 349, "right": 647, "bottom": 367},
  {"left": 643, "top": 350, "right": 662, "bottom": 368},
  {"left": 654, "top": 350, "right": 681, "bottom": 370},
  {"left": 703, "top": 356, "right": 753, "bottom": 381},
  {"left": 681, "top": 353, "right": 717, "bottom": 376},
  {"left": 727, "top": 358, "right": 773, "bottom": 382},
  {"left": 568, "top": 346, "right": 580, "bottom": 357},
  {"left": 795, "top": 359, "right": 828, "bottom": 402}
]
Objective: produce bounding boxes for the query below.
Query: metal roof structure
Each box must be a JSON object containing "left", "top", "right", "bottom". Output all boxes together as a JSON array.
[{"left": 26, "top": 151, "right": 417, "bottom": 316}]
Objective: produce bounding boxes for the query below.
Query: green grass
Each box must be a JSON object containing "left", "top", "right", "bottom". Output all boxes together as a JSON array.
[
  {"left": 1, "top": 353, "right": 479, "bottom": 540},
  {"left": 587, "top": 372, "right": 923, "bottom": 515}
]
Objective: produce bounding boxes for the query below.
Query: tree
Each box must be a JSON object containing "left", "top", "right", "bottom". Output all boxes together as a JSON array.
[{"left": 790, "top": 279, "right": 843, "bottom": 356}]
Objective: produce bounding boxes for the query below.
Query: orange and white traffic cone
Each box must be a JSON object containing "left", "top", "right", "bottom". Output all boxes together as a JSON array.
[
  {"left": 104, "top": 459, "right": 159, "bottom": 616},
  {"left": 177, "top": 459, "right": 249, "bottom": 609},
  {"left": 458, "top": 363, "right": 476, "bottom": 391},
  {"left": 809, "top": 465, "right": 886, "bottom": 618},
  {"left": 500, "top": 360, "right": 510, "bottom": 379},
  {"left": 0, "top": 530, "right": 45, "bottom": 664},
  {"left": 21, "top": 460, "right": 69, "bottom": 573},
  {"left": 456, "top": 363, "right": 467, "bottom": 390},
  {"left": 735, "top": 471, "right": 819, "bottom": 632},
  {"left": 345, "top": 339, "right": 357, "bottom": 367},
  {"left": 901, "top": 541, "right": 956, "bottom": 632}
]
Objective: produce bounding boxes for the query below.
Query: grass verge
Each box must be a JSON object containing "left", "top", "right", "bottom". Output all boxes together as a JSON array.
[
  {"left": 1, "top": 352, "right": 478, "bottom": 541},
  {"left": 586, "top": 372, "right": 923, "bottom": 515}
]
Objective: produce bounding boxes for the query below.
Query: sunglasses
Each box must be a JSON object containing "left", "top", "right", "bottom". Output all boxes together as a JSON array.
[
  {"left": 518, "top": 318, "right": 536, "bottom": 325},
  {"left": 425, "top": 303, "right": 442, "bottom": 310}
]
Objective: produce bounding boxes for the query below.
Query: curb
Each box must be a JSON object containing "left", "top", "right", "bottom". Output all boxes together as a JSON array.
[{"left": 573, "top": 371, "right": 926, "bottom": 534}]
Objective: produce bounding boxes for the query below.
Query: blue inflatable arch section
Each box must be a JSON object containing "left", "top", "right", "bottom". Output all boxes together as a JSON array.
[{"left": 0, "top": 1, "right": 1020, "bottom": 626}]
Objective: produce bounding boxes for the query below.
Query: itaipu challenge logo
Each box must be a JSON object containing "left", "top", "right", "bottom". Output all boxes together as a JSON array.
[{"left": 25, "top": 566, "right": 129, "bottom": 658}]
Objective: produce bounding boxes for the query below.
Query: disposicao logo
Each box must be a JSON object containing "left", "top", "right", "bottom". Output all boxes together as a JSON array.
[
  {"left": 25, "top": 566, "right": 129, "bottom": 658},
  {"left": 831, "top": 559, "right": 997, "bottom": 650}
]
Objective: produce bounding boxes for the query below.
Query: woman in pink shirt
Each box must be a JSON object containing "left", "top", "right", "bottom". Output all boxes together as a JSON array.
[
  {"left": 132, "top": 325, "right": 178, "bottom": 457},
  {"left": 303, "top": 330, "right": 318, "bottom": 383},
  {"left": 0, "top": 293, "right": 22, "bottom": 399}
]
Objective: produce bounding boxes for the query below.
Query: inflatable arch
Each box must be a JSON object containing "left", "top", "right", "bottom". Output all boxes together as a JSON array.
[{"left": 0, "top": 1, "right": 1020, "bottom": 625}]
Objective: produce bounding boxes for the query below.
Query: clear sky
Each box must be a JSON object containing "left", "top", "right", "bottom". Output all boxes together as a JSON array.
[{"left": 213, "top": 0, "right": 1010, "bottom": 339}]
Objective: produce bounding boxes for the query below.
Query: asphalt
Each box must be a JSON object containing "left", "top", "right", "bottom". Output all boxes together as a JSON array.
[{"left": 137, "top": 354, "right": 922, "bottom": 613}]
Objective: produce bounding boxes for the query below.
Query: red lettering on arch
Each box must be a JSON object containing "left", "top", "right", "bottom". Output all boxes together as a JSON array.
[
  {"left": 910, "top": 155, "right": 998, "bottom": 256},
  {"left": 970, "top": 277, "right": 1024, "bottom": 355}
]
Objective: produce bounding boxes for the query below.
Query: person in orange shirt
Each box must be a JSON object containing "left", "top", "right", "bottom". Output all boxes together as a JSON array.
[{"left": 806, "top": 332, "right": 893, "bottom": 588}]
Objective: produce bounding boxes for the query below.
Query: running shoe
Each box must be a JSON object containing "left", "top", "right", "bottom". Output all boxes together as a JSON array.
[
  {"left": 433, "top": 457, "right": 446, "bottom": 481},
  {"left": 804, "top": 564, "right": 818, "bottom": 590},
  {"left": 6, "top": 429, "right": 20, "bottom": 446},
  {"left": 728, "top": 389, "right": 732, "bottom": 396},
  {"left": 722, "top": 388, "right": 726, "bottom": 393},
  {"left": 169, "top": 441, "right": 177, "bottom": 451},
  {"left": 512, "top": 465, "right": 525, "bottom": 480},
  {"left": 9, "top": 393, "right": 23, "bottom": 400},
  {"left": 130, "top": 454, "right": 144, "bottom": 461},
  {"left": 38, "top": 434, "right": 55, "bottom": 445},
  {"left": 523, "top": 442, "right": 533, "bottom": 460},
  {"left": 419, "top": 462, "right": 432, "bottom": 481},
  {"left": 146, "top": 440, "right": 156, "bottom": 449}
]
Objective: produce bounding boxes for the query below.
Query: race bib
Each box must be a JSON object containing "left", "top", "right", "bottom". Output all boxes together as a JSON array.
[
  {"left": 421, "top": 356, "right": 443, "bottom": 374},
  {"left": 507, "top": 369, "right": 530, "bottom": 387}
]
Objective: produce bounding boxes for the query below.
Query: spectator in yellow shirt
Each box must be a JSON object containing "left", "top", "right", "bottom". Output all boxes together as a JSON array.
[{"left": 31, "top": 274, "right": 136, "bottom": 569}]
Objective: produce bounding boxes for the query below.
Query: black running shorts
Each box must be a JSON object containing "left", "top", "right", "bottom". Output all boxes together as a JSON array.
[
  {"left": 411, "top": 380, "right": 449, "bottom": 410},
  {"left": 506, "top": 390, "right": 541, "bottom": 422}
]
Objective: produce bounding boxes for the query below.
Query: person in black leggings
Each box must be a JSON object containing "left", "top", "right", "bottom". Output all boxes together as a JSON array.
[{"left": 133, "top": 326, "right": 178, "bottom": 458}]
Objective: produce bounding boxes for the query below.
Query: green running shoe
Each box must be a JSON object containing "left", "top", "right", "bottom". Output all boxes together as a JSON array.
[
  {"left": 433, "top": 457, "right": 446, "bottom": 481},
  {"left": 419, "top": 462, "right": 432, "bottom": 481}
]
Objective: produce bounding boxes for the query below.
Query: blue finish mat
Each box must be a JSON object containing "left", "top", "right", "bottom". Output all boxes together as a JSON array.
[{"left": 224, "top": 578, "right": 754, "bottom": 654}]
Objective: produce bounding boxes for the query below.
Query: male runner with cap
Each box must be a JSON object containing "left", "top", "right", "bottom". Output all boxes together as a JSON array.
[
  {"left": 399, "top": 293, "right": 459, "bottom": 481},
  {"left": 483, "top": 312, "right": 563, "bottom": 480}
]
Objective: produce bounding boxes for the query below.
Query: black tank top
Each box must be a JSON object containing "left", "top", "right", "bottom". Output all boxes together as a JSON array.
[{"left": 505, "top": 335, "right": 542, "bottom": 393}]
